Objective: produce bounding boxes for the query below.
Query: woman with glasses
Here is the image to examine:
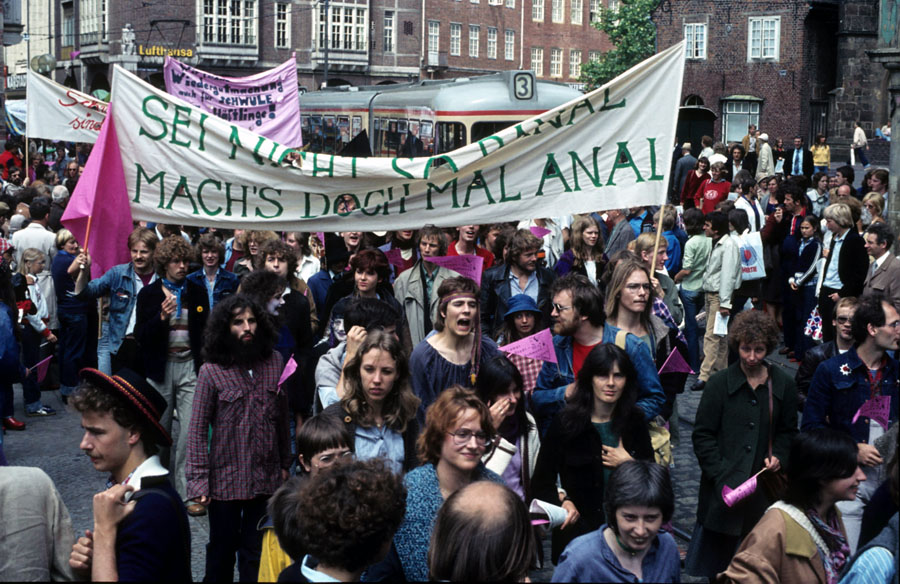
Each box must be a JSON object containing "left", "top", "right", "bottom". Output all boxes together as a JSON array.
[
  {"left": 685, "top": 309, "right": 799, "bottom": 580},
  {"left": 258, "top": 414, "right": 355, "bottom": 581},
  {"left": 532, "top": 344, "right": 653, "bottom": 564},
  {"left": 370, "top": 386, "right": 503, "bottom": 581},
  {"left": 323, "top": 330, "right": 420, "bottom": 474}
]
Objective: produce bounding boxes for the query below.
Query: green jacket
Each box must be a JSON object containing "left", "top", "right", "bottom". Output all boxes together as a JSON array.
[{"left": 692, "top": 361, "right": 798, "bottom": 537}]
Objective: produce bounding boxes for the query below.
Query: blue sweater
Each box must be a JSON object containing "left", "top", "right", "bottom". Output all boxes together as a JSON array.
[
  {"left": 117, "top": 481, "right": 191, "bottom": 581},
  {"left": 552, "top": 525, "right": 681, "bottom": 583}
]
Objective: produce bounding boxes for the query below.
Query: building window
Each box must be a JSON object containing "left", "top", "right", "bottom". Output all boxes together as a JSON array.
[
  {"left": 723, "top": 100, "right": 761, "bottom": 143},
  {"left": 450, "top": 23, "right": 462, "bottom": 56},
  {"left": 532, "top": 0, "right": 544, "bottom": 21},
  {"left": 589, "top": 0, "right": 600, "bottom": 23},
  {"left": 504, "top": 29, "right": 515, "bottom": 60},
  {"left": 62, "top": 2, "right": 75, "bottom": 47},
  {"left": 684, "top": 23, "right": 706, "bottom": 59},
  {"left": 571, "top": 0, "right": 582, "bottom": 24},
  {"left": 80, "top": 0, "right": 107, "bottom": 44},
  {"left": 748, "top": 16, "right": 780, "bottom": 61},
  {"left": 317, "top": 4, "right": 366, "bottom": 50},
  {"left": 605, "top": 0, "right": 618, "bottom": 24},
  {"left": 275, "top": 2, "right": 290, "bottom": 49},
  {"left": 384, "top": 11, "right": 395, "bottom": 52},
  {"left": 487, "top": 27, "right": 498, "bottom": 59},
  {"left": 589, "top": 50, "right": 600, "bottom": 62},
  {"left": 469, "top": 25, "right": 480, "bottom": 57},
  {"left": 550, "top": 48, "right": 562, "bottom": 77},
  {"left": 489, "top": 0, "right": 502, "bottom": 6},
  {"left": 569, "top": 49, "right": 581, "bottom": 77},
  {"left": 506, "top": 0, "right": 515, "bottom": 8},
  {"left": 203, "top": 0, "right": 258, "bottom": 46},
  {"left": 551, "top": 0, "right": 564, "bottom": 22},
  {"left": 428, "top": 20, "right": 440, "bottom": 58},
  {"left": 531, "top": 47, "right": 543, "bottom": 76}
]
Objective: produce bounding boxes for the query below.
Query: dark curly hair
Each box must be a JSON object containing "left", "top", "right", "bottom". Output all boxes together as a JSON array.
[
  {"left": 294, "top": 459, "right": 406, "bottom": 573},
  {"left": 253, "top": 239, "right": 299, "bottom": 283},
  {"left": 340, "top": 330, "right": 420, "bottom": 433},
  {"left": 201, "top": 294, "right": 277, "bottom": 367},
  {"left": 153, "top": 235, "right": 195, "bottom": 276},
  {"left": 727, "top": 309, "right": 780, "bottom": 354},
  {"left": 70, "top": 380, "right": 159, "bottom": 456}
]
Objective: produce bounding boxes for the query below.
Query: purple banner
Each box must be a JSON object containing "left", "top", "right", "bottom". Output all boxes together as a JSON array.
[{"left": 163, "top": 57, "right": 303, "bottom": 146}]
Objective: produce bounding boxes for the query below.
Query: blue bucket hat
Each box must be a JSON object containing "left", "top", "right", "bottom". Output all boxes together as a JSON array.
[{"left": 504, "top": 294, "right": 542, "bottom": 319}]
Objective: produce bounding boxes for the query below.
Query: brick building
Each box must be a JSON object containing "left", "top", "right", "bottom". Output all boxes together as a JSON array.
[
  {"left": 3, "top": 0, "right": 613, "bottom": 99},
  {"left": 652, "top": 0, "right": 890, "bottom": 161}
]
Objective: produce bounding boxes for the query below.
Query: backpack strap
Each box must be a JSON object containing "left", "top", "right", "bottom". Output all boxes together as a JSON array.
[{"left": 614, "top": 330, "right": 628, "bottom": 350}]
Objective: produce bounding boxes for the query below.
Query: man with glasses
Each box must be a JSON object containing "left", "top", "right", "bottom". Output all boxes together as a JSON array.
[
  {"left": 186, "top": 294, "right": 292, "bottom": 581},
  {"left": 481, "top": 229, "right": 556, "bottom": 338},
  {"left": 531, "top": 274, "right": 665, "bottom": 435},
  {"left": 802, "top": 294, "right": 899, "bottom": 554},
  {"left": 794, "top": 297, "right": 858, "bottom": 411}
]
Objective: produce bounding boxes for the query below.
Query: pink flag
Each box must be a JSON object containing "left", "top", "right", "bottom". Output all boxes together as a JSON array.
[
  {"left": 852, "top": 396, "right": 891, "bottom": 430},
  {"left": 658, "top": 348, "right": 694, "bottom": 375},
  {"left": 278, "top": 355, "right": 298, "bottom": 393},
  {"left": 425, "top": 255, "right": 484, "bottom": 285},
  {"left": 500, "top": 328, "right": 558, "bottom": 364},
  {"left": 530, "top": 225, "right": 552, "bottom": 238},
  {"left": 61, "top": 107, "right": 132, "bottom": 279},
  {"left": 384, "top": 248, "right": 405, "bottom": 269},
  {"left": 32, "top": 355, "right": 53, "bottom": 383}
]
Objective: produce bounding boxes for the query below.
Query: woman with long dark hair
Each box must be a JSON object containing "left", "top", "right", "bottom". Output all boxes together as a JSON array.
[
  {"left": 475, "top": 355, "right": 540, "bottom": 503},
  {"left": 531, "top": 344, "right": 653, "bottom": 563},
  {"left": 323, "top": 330, "right": 420, "bottom": 473},
  {"left": 555, "top": 216, "right": 606, "bottom": 285}
]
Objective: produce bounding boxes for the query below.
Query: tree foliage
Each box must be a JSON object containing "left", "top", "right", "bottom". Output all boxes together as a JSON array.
[{"left": 579, "top": 0, "right": 660, "bottom": 91}]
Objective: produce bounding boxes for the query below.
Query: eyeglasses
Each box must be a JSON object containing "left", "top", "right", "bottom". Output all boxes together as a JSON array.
[
  {"left": 625, "top": 283, "right": 652, "bottom": 292},
  {"left": 552, "top": 303, "right": 573, "bottom": 313},
  {"left": 447, "top": 429, "right": 492, "bottom": 448},
  {"left": 836, "top": 316, "right": 851, "bottom": 324}
]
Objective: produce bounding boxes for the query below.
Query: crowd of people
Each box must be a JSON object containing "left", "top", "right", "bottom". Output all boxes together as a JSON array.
[{"left": 0, "top": 132, "right": 897, "bottom": 583}]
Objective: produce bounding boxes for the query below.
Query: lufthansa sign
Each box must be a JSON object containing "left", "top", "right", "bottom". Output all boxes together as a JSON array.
[{"left": 138, "top": 45, "right": 194, "bottom": 58}]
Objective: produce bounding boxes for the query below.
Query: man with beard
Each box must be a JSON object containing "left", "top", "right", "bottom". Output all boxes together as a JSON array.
[
  {"left": 480, "top": 229, "right": 556, "bottom": 338},
  {"left": 185, "top": 294, "right": 291, "bottom": 582},
  {"left": 0, "top": 167, "right": 24, "bottom": 208},
  {"left": 75, "top": 227, "right": 159, "bottom": 373},
  {"left": 135, "top": 236, "right": 209, "bottom": 501},
  {"left": 531, "top": 274, "right": 664, "bottom": 434}
]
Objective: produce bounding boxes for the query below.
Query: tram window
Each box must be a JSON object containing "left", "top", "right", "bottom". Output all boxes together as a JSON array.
[
  {"left": 436, "top": 122, "right": 466, "bottom": 154},
  {"left": 471, "top": 121, "right": 521, "bottom": 143}
]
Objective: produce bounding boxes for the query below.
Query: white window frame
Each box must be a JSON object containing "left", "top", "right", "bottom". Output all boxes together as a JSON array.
[
  {"left": 747, "top": 16, "right": 780, "bottom": 61},
  {"left": 450, "top": 23, "right": 462, "bottom": 56},
  {"left": 383, "top": 11, "right": 395, "bottom": 52},
  {"left": 605, "top": 0, "right": 618, "bottom": 25},
  {"left": 275, "top": 2, "right": 291, "bottom": 49},
  {"left": 684, "top": 22, "right": 707, "bottom": 60},
  {"left": 80, "top": 0, "right": 108, "bottom": 44},
  {"left": 571, "top": 0, "right": 582, "bottom": 24},
  {"left": 550, "top": 47, "right": 562, "bottom": 77},
  {"left": 428, "top": 20, "right": 440, "bottom": 57},
  {"left": 589, "top": 0, "right": 600, "bottom": 23},
  {"left": 723, "top": 100, "right": 761, "bottom": 143},
  {"left": 551, "top": 0, "right": 564, "bottom": 23},
  {"left": 489, "top": 0, "right": 502, "bottom": 6},
  {"left": 504, "top": 29, "right": 515, "bottom": 60},
  {"left": 202, "top": 0, "right": 258, "bottom": 46},
  {"left": 469, "top": 25, "right": 480, "bottom": 57},
  {"left": 487, "top": 27, "right": 498, "bottom": 59},
  {"left": 532, "top": 0, "right": 544, "bottom": 21},
  {"left": 589, "top": 50, "right": 600, "bottom": 63},
  {"left": 506, "top": 0, "right": 515, "bottom": 8},
  {"left": 531, "top": 47, "right": 543, "bottom": 76},
  {"left": 569, "top": 49, "right": 581, "bottom": 77}
]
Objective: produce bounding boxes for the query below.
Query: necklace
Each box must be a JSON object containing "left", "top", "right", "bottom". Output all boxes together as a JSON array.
[{"left": 615, "top": 533, "right": 640, "bottom": 557}]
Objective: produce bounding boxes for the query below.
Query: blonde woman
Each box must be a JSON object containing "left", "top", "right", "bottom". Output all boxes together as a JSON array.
[{"left": 17, "top": 248, "right": 56, "bottom": 417}]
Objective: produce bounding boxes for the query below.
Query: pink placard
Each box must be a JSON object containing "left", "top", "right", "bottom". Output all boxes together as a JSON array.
[
  {"left": 658, "top": 347, "right": 694, "bottom": 375},
  {"left": 384, "top": 248, "right": 405, "bottom": 269},
  {"left": 278, "top": 356, "right": 298, "bottom": 393},
  {"left": 425, "top": 255, "right": 484, "bottom": 285},
  {"left": 722, "top": 475, "right": 758, "bottom": 508},
  {"left": 500, "top": 328, "right": 558, "bottom": 364},
  {"left": 530, "top": 225, "right": 552, "bottom": 238},
  {"left": 852, "top": 396, "right": 891, "bottom": 430}
]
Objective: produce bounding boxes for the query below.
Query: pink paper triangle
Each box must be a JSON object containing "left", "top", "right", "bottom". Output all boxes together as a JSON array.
[
  {"left": 658, "top": 347, "right": 694, "bottom": 375},
  {"left": 34, "top": 355, "right": 53, "bottom": 383},
  {"left": 424, "top": 255, "right": 484, "bottom": 285},
  {"left": 278, "top": 356, "right": 298, "bottom": 392},
  {"left": 384, "top": 248, "right": 405, "bottom": 269},
  {"left": 500, "top": 328, "right": 558, "bottom": 364},
  {"left": 530, "top": 225, "right": 552, "bottom": 238}
]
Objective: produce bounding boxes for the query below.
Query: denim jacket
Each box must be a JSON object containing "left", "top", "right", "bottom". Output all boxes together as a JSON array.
[
  {"left": 186, "top": 268, "right": 239, "bottom": 309},
  {"left": 801, "top": 347, "right": 899, "bottom": 443},
  {"left": 530, "top": 327, "right": 666, "bottom": 435},
  {"left": 77, "top": 262, "right": 154, "bottom": 354}
]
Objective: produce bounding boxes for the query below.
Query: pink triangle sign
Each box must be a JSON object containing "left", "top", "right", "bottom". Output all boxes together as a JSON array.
[
  {"left": 425, "top": 255, "right": 484, "bottom": 285},
  {"left": 500, "top": 328, "right": 557, "bottom": 364},
  {"left": 278, "top": 356, "right": 298, "bottom": 393},
  {"left": 658, "top": 348, "right": 694, "bottom": 375},
  {"left": 530, "top": 226, "right": 552, "bottom": 238}
]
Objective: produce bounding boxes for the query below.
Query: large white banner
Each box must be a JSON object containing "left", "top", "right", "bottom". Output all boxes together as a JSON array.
[
  {"left": 26, "top": 69, "right": 107, "bottom": 142},
  {"left": 110, "top": 42, "right": 684, "bottom": 231}
]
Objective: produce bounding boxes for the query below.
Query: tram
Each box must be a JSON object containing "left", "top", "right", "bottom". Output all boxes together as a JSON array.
[{"left": 298, "top": 70, "right": 583, "bottom": 157}]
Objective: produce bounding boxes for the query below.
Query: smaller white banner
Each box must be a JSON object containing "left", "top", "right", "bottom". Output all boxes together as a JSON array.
[{"left": 25, "top": 69, "right": 107, "bottom": 143}]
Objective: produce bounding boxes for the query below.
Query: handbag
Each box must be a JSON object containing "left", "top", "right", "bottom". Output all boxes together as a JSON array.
[
  {"left": 736, "top": 231, "right": 767, "bottom": 281},
  {"left": 758, "top": 370, "right": 789, "bottom": 501}
]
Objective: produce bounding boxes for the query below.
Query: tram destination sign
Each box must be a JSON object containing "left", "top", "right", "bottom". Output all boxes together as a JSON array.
[{"left": 70, "top": 42, "right": 685, "bottom": 237}]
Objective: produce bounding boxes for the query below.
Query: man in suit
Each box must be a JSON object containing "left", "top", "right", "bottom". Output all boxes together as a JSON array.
[
  {"left": 863, "top": 222, "right": 900, "bottom": 314},
  {"left": 786, "top": 135, "right": 814, "bottom": 180},
  {"left": 754, "top": 133, "right": 775, "bottom": 180},
  {"left": 671, "top": 142, "right": 697, "bottom": 204}
]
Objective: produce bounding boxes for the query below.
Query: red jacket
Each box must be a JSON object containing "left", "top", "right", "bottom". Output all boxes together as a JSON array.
[{"left": 697, "top": 179, "right": 732, "bottom": 213}]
